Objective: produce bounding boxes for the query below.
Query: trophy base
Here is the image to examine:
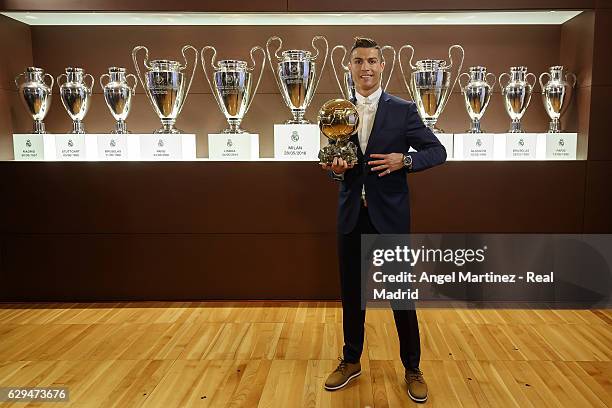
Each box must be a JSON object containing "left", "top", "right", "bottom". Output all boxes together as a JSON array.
[
  {"left": 318, "top": 141, "right": 358, "bottom": 165},
  {"left": 70, "top": 120, "right": 86, "bottom": 134},
  {"left": 424, "top": 119, "right": 444, "bottom": 133},
  {"left": 508, "top": 120, "right": 524, "bottom": 133},
  {"left": 32, "top": 120, "right": 46, "bottom": 134},
  {"left": 112, "top": 120, "right": 130, "bottom": 134},
  {"left": 285, "top": 119, "right": 311, "bottom": 125},
  {"left": 547, "top": 119, "right": 561, "bottom": 133},
  {"left": 467, "top": 119, "right": 484, "bottom": 133},
  {"left": 155, "top": 120, "right": 183, "bottom": 134}
]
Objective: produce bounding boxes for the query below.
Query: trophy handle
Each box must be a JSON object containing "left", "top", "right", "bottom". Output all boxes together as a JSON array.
[
  {"left": 99, "top": 73, "right": 110, "bottom": 91},
  {"left": 132, "top": 45, "right": 153, "bottom": 104},
  {"left": 178, "top": 44, "right": 198, "bottom": 115},
  {"left": 438, "top": 44, "right": 464, "bottom": 118},
  {"left": 126, "top": 73, "right": 138, "bottom": 94},
  {"left": 14, "top": 72, "right": 24, "bottom": 89},
  {"left": 458, "top": 72, "right": 469, "bottom": 92},
  {"left": 398, "top": 44, "right": 416, "bottom": 101},
  {"left": 311, "top": 35, "right": 329, "bottom": 96},
  {"left": 498, "top": 72, "right": 510, "bottom": 94},
  {"left": 245, "top": 45, "right": 266, "bottom": 115},
  {"left": 265, "top": 36, "right": 284, "bottom": 95},
  {"left": 485, "top": 72, "right": 496, "bottom": 91},
  {"left": 199, "top": 46, "right": 225, "bottom": 119},
  {"left": 538, "top": 71, "right": 550, "bottom": 92},
  {"left": 84, "top": 73, "right": 95, "bottom": 93},
  {"left": 331, "top": 45, "right": 349, "bottom": 99},
  {"left": 381, "top": 45, "right": 396, "bottom": 91},
  {"left": 566, "top": 72, "right": 577, "bottom": 88},
  {"left": 526, "top": 72, "right": 537, "bottom": 90},
  {"left": 56, "top": 73, "right": 67, "bottom": 89}
]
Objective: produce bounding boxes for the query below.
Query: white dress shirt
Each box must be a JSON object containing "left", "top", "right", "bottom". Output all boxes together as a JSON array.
[
  {"left": 354, "top": 86, "right": 382, "bottom": 203},
  {"left": 355, "top": 86, "right": 382, "bottom": 154}
]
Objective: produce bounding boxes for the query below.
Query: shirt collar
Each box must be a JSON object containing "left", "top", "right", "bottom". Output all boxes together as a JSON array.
[{"left": 355, "top": 86, "right": 382, "bottom": 105}]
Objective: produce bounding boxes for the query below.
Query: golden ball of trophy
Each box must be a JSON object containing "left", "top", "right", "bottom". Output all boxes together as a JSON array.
[{"left": 317, "top": 98, "right": 359, "bottom": 164}]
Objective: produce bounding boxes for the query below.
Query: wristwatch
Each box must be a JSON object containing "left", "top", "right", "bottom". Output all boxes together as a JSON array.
[{"left": 402, "top": 154, "right": 413, "bottom": 170}]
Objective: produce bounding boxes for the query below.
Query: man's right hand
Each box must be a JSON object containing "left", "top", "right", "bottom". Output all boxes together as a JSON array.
[{"left": 319, "top": 157, "right": 354, "bottom": 174}]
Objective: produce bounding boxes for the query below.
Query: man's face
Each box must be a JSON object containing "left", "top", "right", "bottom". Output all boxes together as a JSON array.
[{"left": 348, "top": 47, "right": 385, "bottom": 94}]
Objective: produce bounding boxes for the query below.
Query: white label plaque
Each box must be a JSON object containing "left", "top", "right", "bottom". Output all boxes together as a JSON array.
[
  {"left": 505, "top": 133, "right": 538, "bottom": 160},
  {"left": 455, "top": 133, "right": 495, "bottom": 160},
  {"left": 274, "top": 124, "right": 320, "bottom": 161},
  {"left": 139, "top": 134, "right": 195, "bottom": 160},
  {"left": 208, "top": 133, "right": 259, "bottom": 160},
  {"left": 97, "top": 134, "right": 128, "bottom": 160},
  {"left": 13, "top": 134, "right": 45, "bottom": 160},
  {"left": 545, "top": 133, "right": 577, "bottom": 160},
  {"left": 55, "top": 134, "right": 86, "bottom": 160}
]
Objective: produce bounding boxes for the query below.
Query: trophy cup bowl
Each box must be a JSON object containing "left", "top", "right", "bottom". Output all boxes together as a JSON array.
[
  {"left": 500, "top": 66, "right": 536, "bottom": 133},
  {"left": 100, "top": 67, "right": 137, "bottom": 134},
  {"left": 458, "top": 66, "right": 496, "bottom": 133},
  {"left": 399, "top": 44, "right": 464, "bottom": 133},
  {"left": 201, "top": 45, "right": 265, "bottom": 133},
  {"left": 318, "top": 98, "right": 359, "bottom": 165},
  {"left": 57, "top": 67, "right": 94, "bottom": 134},
  {"left": 539, "top": 65, "right": 577, "bottom": 133},
  {"left": 266, "top": 36, "right": 329, "bottom": 124},
  {"left": 331, "top": 44, "right": 396, "bottom": 100},
  {"left": 15, "top": 67, "right": 54, "bottom": 134},
  {"left": 132, "top": 45, "right": 198, "bottom": 134}
]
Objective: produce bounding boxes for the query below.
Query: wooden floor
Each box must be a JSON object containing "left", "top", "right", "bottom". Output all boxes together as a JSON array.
[{"left": 0, "top": 302, "right": 610, "bottom": 407}]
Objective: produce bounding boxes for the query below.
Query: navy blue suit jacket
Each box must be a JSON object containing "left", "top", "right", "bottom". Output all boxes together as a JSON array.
[{"left": 336, "top": 91, "right": 447, "bottom": 234}]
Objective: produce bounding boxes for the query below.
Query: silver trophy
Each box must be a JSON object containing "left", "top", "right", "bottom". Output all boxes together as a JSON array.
[
  {"left": 499, "top": 66, "right": 536, "bottom": 133},
  {"left": 458, "top": 66, "right": 496, "bottom": 133},
  {"left": 398, "top": 44, "right": 464, "bottom": 133},
  {"left": 266, "top": 36, "right": 329, "bottom": 124},
  {"left": 330, "top": 44, "right": 396, "bottom": 100},
  {"left": 15, "top": 67, "right": 54, "bottom": 134},
  {"left": 57, "top": 67, "right": 94, "bottom": 134},
  {"left": 132, "top": 45, "right": 197, "bottom": 134},
  {"left": 201, "top": 45, "right": 265, "bottom": 133},
  {"left": 100, "top": 67, "right": 137, "bottom": 134},
  {"left": 539, "top": 65, "right": 577, "bottom": 133}
]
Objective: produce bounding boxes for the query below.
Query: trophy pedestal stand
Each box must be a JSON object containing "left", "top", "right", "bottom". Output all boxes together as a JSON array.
[
  {"left": 55, "top": 133, "right": 89, "bottom": 160},
  {"left": 540, "top": 132, "right": 577, "bottom": 160},
  {"left": 504, "top": 133, "right": 538, "bottom": 160},
  {"left": 13, "top": 134, "right": 47, "bottom": 160},
  {"left": 139, "top": 134, "right": 196, "bottom": 161},
  {"left": 273, "top": 124, "right": 320, "bottom": 161},
  {"left": 208, "top": 133, "right": 259, "bottom": 161},
  {"left": 454, "top": 133, "right": 496, "bottom": 160},
  {"left": 97, "top": 134, "right": 129, "bottom": 160}
]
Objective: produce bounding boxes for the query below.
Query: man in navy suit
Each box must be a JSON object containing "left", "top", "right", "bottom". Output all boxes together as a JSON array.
[{"left": 320, "top": 37, "right": 446, "bottom": 403}]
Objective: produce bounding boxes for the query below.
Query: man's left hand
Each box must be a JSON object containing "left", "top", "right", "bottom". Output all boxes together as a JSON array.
[{"left": 368, "top": 153, "right": 404, "bottom": 177}]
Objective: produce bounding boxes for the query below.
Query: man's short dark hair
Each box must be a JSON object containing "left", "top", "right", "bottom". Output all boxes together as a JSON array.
[{"left": 350, "top": 37, "right": 382, "bottom": 59}]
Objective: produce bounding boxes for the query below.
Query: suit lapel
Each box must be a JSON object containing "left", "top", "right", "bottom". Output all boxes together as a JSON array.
[{"left": 364, "top": 91, "right": 390, "bottom": 156}]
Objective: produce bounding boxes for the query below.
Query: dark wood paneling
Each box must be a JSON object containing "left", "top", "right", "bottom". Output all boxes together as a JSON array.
[
  {"left": 592, "top": 9, "right": 612, "bottom": 86},
  {"left": 0, "top": 162, "right": 587, "bottom": 234},
  {"left": 0, "top": 0, "right": 286, "bottom": 12},
  {"left": 0, "top": 14, "right": 32, "bottom": 91},
  {"left": 410, "top": 161, "right": 586, "bottom": 233},
  {"left": 583, "top": 160, "right": 612, "bottom": 232},
  {"left": 560, "top": 11, "right": 594, "bottom": 89},
  {"left": 0, "top": 233, "right": 339, "bottom": 301},
  {"left": 587, "top": 86, "right": 612, "bottom": 160}
]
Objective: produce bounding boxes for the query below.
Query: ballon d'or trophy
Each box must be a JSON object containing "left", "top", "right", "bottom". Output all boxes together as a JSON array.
[
  {"left": 15, "top": 67, "right": 54, "bottom": 134},
  {"left": 399, "top": 44, "right": 464, "bottom": 133},
  {"left": 132, "top": 45, "right": 197, "bottom": 133},
  {"left": 539, "top": 65, "right": 577, "bottom": 133},
  {"left": 331, "top": 44, "right": 396, "bottom": 100},
  {"left": 201, "top": 45, "right": 266, "bottom": 133},
  {"left": 318, "top": 99, "right": 359, "bottom": 165}
]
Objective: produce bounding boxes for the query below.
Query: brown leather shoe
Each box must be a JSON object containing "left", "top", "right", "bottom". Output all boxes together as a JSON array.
[
  {"left": 405, "top": 367, "right": 428, "bottom": 403},
  {"left": 324, "top": 357, "right": 361, "bottom": 391}
]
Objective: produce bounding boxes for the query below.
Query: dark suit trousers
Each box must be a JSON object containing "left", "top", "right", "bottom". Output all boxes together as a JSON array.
[{"left": 338, "top": 203, "right": 421, "bottom": 369}]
